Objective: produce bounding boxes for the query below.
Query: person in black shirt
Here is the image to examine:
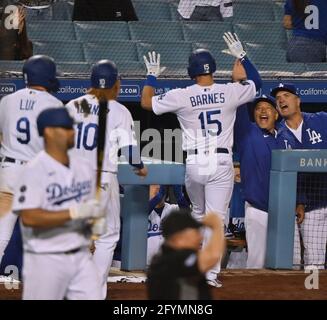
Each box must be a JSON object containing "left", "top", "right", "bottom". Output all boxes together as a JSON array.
[
  {"left": 147, "top": 209, "right": 225, "bottom": 300},
  {"left": 0, "top": 1, "right": 33, "bottom": 60},
  {"left": 72, "top": 0, "right": 138, "bottom": 21}
]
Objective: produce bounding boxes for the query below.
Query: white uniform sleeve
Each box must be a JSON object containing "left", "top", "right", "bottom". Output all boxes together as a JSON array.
[
  {"left": 12, "top": 169, "right": 44, "bottom": 213},
  {"left": 229, "top": 80, "right": 256, "bottom": 106},
  {"left": 116, "top": 110, "right": 137, "bottom": 148},
  {"left": 152, "top": 89, "right": 181, "bottom": 116}
]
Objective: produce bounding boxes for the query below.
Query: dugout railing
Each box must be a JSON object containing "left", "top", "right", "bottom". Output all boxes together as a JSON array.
[{"left": 267, "top": 149, "right": 327, "bottom": 269}]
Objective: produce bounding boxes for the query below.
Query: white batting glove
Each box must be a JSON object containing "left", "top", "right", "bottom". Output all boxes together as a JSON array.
[
  {"left": 143, "top": 51, "right": 166, "bottom": 77},
  {"left": 223, "top": 32, "right": 247, "bottom": 59},
  {"left": 69, "top": 199, "right": 104, "bottom": 220}
]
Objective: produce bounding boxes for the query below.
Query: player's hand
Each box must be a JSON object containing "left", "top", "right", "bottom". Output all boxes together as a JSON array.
[
  {"left": 134, "top": 166, "right": 148, "bottom": 178},
  {"left": 143, "top": 51, "right": 166, "bottom": 77},
  {"left": 91, "top": 217, "right": 107, "bottom": 238},
  {"left": 223, "top": 32, "right": 247, "bottom": 59},
  {"left": 296, "top": 204, "right": 305, "bottom": 224},
  {"left": 69, "top": 199, "right": 105, "bottom": 220},
  {"left": 202, "top": 212, "right": 223, "bottom": 230}
]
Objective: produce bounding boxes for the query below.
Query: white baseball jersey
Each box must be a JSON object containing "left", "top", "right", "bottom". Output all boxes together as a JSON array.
[
  {"left": 66, "top": 94, "right": 137, "bottom": 176},
  {"left": 178, "top": 0, "right": 233, "bottom": 19},
  {"left": 147, "top": 203, "right": 179, "bottom": 265},
  {"left": 12, "top": 151, "right": 96, "bottom": 253},
  {"left": 0, "top": 88, "right": 63, "bottom": 161},
  {"left": 152, "top": 81, "right": 256, "bottom": 152}
]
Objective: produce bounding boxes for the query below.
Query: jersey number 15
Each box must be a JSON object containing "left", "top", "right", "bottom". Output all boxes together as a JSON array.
[{"left": 198, "top": 110, "right": 222, "bottom": 137}]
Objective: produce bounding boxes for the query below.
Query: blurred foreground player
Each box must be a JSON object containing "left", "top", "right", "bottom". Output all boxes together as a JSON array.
[
  {"left": 147, "top": 209, "right": 225, "bottom": 300},
  {"left": 12, "top": 108, "right": 104, "bottom": 300}
]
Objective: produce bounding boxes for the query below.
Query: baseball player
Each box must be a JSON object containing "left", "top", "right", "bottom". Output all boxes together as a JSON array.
[
  {"left": 141, "top": 32, "right": 262, "bottom": 287},
  {"left": 272, "top": 83, "right": 327, "bottom": 269},
  {"left": 12, "top": 107, "right": 104, "bottom": 300},
  {"left": 0, "top": 55, "right": 63, "bottom": 267},
  {"left": 233, "top": 63, "right": 302, "bottom": 268},
  {"left": 66, "top": 60, "right": 147, "bottom": 299},
  {"left": 147, "top": 185, "right": 189, "bottom": 265}
]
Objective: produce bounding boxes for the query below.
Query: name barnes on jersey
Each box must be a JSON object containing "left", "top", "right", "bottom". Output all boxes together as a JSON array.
[
  {"left": 46, "top": 179, "right": 93, "bottom": 205},
  {"left": 190, "top": 92, "right": 225, "bottom": 108}
]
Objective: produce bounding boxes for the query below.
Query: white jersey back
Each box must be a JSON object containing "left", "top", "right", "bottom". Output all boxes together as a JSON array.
[
  {"left": 66, "top": 94, "right": 137, "bottom": 177},
  {"left": 152, "top": 81, "right": 256, "bottom": 151},
  {"left": 147, "top": 203, "right": 178, "bottom": 265},
  {"left": 0, "top": 88, "right": 63, "bottom": 161},
  {"left": 12, "top": 151, "right": 96, "bottom": 253}
]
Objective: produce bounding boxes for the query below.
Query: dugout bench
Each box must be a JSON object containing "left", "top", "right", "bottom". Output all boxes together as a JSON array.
[{"left": 118, "top": 158, "right": 185, "bottom": 271}]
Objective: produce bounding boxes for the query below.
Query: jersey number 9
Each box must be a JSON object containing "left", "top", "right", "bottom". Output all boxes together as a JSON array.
[{"left": 16, "top": 117, "right": 31, "bottom": 144}]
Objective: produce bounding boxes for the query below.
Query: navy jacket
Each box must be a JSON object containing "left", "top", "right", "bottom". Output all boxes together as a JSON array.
[{"left": 234, "top": 104, "right": 279, "bottom": 212}]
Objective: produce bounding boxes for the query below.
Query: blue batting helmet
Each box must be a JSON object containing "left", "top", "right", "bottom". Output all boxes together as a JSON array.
[
  {"left": 23, "top": 55, "right": 60, "bottom": 92},
  {"left": 91, "top": 60, "right": 119, "bottom": 89},
  {"left": 187, "top": 49, "right": 216, "bottom": 79},
  {"left": 37, "top": 108, "right": 74, "bottom": 137}
]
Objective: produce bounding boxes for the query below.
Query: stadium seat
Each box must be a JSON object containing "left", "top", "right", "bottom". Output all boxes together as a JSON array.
[
  {"left": 137, "top": 41, "right": 193, "bottom": 63},
  {"left": 161, "top": 63, "right": 189, "bottom": 78},
  {"left": 192, "top": 42, "right": 236, "bottom": 68},
  {"left": 27, "top": 21, "right": 76, "bottom": 41},
  {"left": 52, "top": 1, "right": 72, "bottom": 20},
  {"left": 132, "top": 1, "right": 172, "bottom": 21},
  {"left": 84, "top": 41, "right": 139, "bottom": 63},
  {"left": 273, "top": 1, "right": 285, "bottom": 21},
  {"left": 232, "top": 1, "right": 275, "bottom": 22},
  {"left": 0, "top": 61, "right": 23, "bottom": 74},
  {"left": 234, "top": 23, "right": 287, "bottom": 46},
  {"left": 57, "top": 62, "right": 91, "bottom": 75},
  {"left": 33, "top": 41, "right": 85, "bottom": 62},
  {"left": 129, "top": 21, "right": 184, "bottom": 42},
  {"left": 74, "top": 22, "right": 130, "bottom": 42},
  {"left": 245, "top": 43, "right": 287, "bottom": 64},
  {"left": 183, "top": 22, "right": 233, "bottom": 42},
  {"left": 116, "top": 61, "right": 145, "bottom": 77},
  {"left": 258, "top": 63, "right": 307, "bottom": 77},
  {"left": 303, "top": 63, "right": 327, "bottom": 77},
  {"left": 169, "top": 2, "right": 181, "bottom": 21}
]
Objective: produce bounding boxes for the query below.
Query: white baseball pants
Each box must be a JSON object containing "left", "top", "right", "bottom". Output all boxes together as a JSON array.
[
  {"left": 301, "top": 207, "right": 327, "bottom": 269},
  {"left": 244, "top": 202, "right": 301, "bottom": 269},
  {"left": 185, "top": 153, "right": 234, "bottom": 281},
  {"left": 23, "top": 249, "right": 102, "bottom": 300},
  {"left": 0, "top": 162, "right": 25, "bottom": 265},
  {"left": 93, "top": 172, "right": 120, "bottom": 299}
]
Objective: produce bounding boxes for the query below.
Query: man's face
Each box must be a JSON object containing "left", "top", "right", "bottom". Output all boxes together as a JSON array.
[
  {"left": 254, "top": 101, "right": 278, "bottom": 131},
  {"left": 275, "top": 90, "right": 301, "bottom": 119},
  {"left": 49, "top": 127, "right": 75, "bottom": 150}
]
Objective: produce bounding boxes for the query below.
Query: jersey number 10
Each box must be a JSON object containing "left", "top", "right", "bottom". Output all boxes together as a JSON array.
[
  {"left": 76, "top": 122, "right": 98, "bottom": 151},
  {"left": 198, "top": 110, "right": 222, "bottom": 137}
]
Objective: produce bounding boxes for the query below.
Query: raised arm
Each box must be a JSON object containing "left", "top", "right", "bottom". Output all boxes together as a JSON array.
[
  {"left": 141, "top": 51, "right": 166, "bottom": 111},
  {"left": 223, "top": 32, "right": 262, "bottom": 91}
]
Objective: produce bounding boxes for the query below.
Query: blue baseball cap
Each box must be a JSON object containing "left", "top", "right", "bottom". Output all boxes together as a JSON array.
[
  {"left": 270, "top": 83, "right": 298, "bottom": 98},
  {"left": 253, "top": 94, "right": 276, "bottom": 109},
  {"left": 37, "top": 108, "right": 74, "bottom": 136}
]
